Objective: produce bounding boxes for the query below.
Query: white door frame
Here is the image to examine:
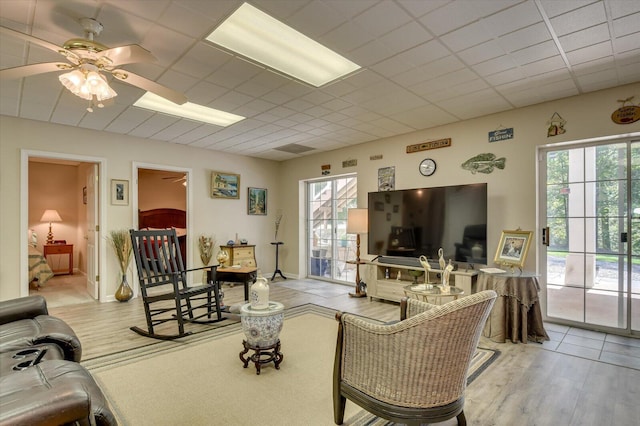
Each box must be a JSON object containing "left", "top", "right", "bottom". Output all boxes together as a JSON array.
[{"left": 20, "top": 150, "right": 108, "bottom": 301}]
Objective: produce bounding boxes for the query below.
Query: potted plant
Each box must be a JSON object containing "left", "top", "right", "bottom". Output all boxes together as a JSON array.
[{"left": 108, "top": 229, "right": 133, "bottom": 302}]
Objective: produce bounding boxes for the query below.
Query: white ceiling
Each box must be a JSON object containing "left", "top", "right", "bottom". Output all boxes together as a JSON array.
[{"left": 1, "top": 0, "right": 639, "bottom": 161}]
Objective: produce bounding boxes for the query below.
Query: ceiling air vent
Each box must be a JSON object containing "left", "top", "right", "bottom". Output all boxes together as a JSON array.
[{"left": 274, "top": 144, "right": 315, "bottom": 154}]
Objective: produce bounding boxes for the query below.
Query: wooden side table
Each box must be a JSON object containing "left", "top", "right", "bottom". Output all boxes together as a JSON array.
[{"left": 43, "top": 244, "right": 73, "bottom": 275}]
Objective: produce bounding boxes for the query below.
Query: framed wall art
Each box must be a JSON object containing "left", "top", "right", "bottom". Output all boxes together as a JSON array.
[
  {"left": 248, "top": 187, "right": 267, "bottom": 215},
  {"left": 494, "top": 229, "right": 533, "bottom": 269},
  {"left": 111, "top": 179, "right": 129, "bottom": 206},
  {"left": 211, "top": 171, "right": 240, "bottom": 199}
]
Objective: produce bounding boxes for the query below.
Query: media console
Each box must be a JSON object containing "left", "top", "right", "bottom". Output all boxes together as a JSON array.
[{"left": 365, "top": 260, "right": 479, "bottom": 303}]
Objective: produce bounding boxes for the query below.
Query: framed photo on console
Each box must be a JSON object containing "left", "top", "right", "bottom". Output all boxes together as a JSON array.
[{"left": 494, "top": 229, "right": 532, "bottom": 268}]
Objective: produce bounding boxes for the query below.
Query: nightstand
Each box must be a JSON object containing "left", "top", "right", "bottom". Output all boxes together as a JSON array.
[
  {"left": 220, "top": 244, "right": 256, "bottom": 268},
  {"left": 43, "top": 244, "right": 73, "bottom": 275}
]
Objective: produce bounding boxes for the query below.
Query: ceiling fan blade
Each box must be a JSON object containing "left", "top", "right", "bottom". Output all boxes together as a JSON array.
[
  {"left": 1, "top": 26, "right": 66, "bottom": 55},
  {"left": 99, "top": 44, "right": 156, "bottom": 67},
  {"left": 112, "top": 69, "right": 187, "bottom": 105},
  {"left": 0, "top": 62, "right": 71, "bottom": 80}
]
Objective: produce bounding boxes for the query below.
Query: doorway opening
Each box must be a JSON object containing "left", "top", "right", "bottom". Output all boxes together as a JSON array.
[{"left": 23, "top": 151, "right": 106, "bottom": 308}]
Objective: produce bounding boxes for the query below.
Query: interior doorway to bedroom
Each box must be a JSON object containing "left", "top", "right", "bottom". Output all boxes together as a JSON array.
[
  {"left": 27, "top": 156, "right": 100, "bottom": 308},
  {"left": 135, "top": 166, "right": 189, "bottom": 266}
]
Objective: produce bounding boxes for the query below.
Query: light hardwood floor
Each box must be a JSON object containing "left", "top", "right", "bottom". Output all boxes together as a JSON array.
[{"left": 47, "top": 278, "right": 640, "bottom": 425}]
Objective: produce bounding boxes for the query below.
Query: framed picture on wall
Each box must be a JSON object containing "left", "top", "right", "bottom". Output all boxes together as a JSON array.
[
  {"left": 211, "top": 171, "right": 240, "bottom": 199},
  {"left": 111, "top": 179, "right": 129, "bottom": 206},
  {"left": 494, "top": 229, "right": 532, "bottom": 268},
  {"left": 248, "top": 187, "right": 267, "bottom": 215}
]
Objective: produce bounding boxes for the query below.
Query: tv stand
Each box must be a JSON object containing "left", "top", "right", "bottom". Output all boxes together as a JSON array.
[{"left": 365, "top": 260, "right": 478, "bottom": 303}]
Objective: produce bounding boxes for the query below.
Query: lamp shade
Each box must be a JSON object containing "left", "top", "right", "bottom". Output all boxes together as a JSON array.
[
  {"left": 346, "top": 208, "right": 368, "bottom": 234},
  {"left": 40, "top": 210, "right": 62, "bottom": 223}
]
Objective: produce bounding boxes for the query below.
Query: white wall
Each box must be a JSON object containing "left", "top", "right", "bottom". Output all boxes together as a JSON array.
[
  {"left": 1, "top": 82, "right": 639, "bottom": 301},
  {"left": 0, "top": 117, "right": 280, "bottom": 301},
  {"left": 277, "top": 83, "right": 640, "bottom": 276}
]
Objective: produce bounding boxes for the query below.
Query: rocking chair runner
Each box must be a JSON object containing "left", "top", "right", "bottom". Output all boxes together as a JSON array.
[{"left": 129, "top": 229, "right": 224, "bottom": 340}]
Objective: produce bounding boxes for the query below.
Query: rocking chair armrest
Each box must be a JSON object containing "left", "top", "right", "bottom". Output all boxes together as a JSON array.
[{"left": 182, "top": 264, "right": 219, "bottom": 274}]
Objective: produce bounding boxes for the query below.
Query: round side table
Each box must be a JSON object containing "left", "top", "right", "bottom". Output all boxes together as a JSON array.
[{"left": 239, "top": 301, "right": 284, "bottom": 374}]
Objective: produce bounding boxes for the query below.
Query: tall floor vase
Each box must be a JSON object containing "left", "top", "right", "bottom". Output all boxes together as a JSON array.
[{"left": 115, "top": 274, "right": 133, "bottom": 302}]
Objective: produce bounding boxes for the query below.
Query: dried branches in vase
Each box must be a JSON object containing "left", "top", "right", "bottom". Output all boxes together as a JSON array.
[
  {"left": 198, "top": 235, "right": 215, "bottom": 266},
  {"left": 274, "top": 210, "right": 283, "bottom": 241},
  {"left": 107, "top": 229, "right": 133, "bottom": 302}
]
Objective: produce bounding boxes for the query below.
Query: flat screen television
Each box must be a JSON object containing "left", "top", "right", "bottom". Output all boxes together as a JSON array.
[{"left": 367, "top": 183, "right": 487, "bottom": 265}]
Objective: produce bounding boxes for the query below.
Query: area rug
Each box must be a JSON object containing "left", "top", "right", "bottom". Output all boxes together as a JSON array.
[{"left": 83, "top": 304, "right": 498, "bottom": 426}]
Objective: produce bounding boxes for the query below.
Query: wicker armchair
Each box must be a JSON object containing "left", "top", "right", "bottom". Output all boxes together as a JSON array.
[{"left": 333, "top": 290, "right": 497, "bottom": 425}]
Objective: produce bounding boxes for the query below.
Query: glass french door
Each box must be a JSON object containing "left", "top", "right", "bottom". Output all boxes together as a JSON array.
[
  {"left": 541, "top": 138, "right": 639, "bottom": 333},
  {"left": 307, "top": 176, "right": 358, "bottom": 283}
]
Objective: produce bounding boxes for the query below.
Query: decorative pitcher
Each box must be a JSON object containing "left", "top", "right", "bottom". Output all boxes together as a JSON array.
[{"left": 250, "top": 276, "right": 269, "bottom": 309}]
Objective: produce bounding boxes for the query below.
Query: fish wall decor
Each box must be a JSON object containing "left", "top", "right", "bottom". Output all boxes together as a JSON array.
[{"left": 461, "top": 153, "right": 506, "bottom": 174}]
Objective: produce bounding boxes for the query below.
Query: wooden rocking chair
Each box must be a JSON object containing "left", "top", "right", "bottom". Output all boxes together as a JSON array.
[{"left": 129, "top": 228, "right": 224, "bottom": 340}]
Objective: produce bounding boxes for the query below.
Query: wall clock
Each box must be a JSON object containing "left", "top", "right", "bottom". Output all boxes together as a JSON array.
[{"left": 419, "top": 158, "right": 437, "bottom": 176}]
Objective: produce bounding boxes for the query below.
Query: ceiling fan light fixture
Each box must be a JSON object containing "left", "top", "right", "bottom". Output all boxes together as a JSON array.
[{"left": 59, "top": 68, "right": 117, "bottom": 103}]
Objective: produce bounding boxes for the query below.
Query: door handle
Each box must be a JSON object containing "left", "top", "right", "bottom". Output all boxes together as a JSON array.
[{"left": 542, "top": 227, "right": 550, "bottom": 246}]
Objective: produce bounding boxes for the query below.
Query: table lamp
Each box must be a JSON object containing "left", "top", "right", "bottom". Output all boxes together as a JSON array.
[
  {"left": 40, "top": 209, "right": 62, "bottom": 244},
  {"left": 346, "top": 208, "right": 368, "bottom": 298}
]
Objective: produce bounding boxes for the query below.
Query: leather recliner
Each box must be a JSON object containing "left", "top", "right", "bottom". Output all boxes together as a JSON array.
[{"left": 0, "top": 296, "right": 116, "bottom": 426}]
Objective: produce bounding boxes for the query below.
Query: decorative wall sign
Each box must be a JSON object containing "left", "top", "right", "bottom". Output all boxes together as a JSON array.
[
  {"left": 378, "top": 166, "right": 395, "bottom": 191},
  {"left": 461, "top": 153, "right": 506, "bottom": 174},
  {"left": 611, "top": 97, "right": 640, "bottom": 124},
  {"left": 321, "top": 164, "right": 331, "bottom": 176},
  {"left": 488, "top": 127, "right": 514, "bottom": 142},
  {"left": 547, "top": 112, "right": 566, "bottom": 137},
  {"left": 370, "top": 154, "right": 383, "bottom": 160},
  {"left": 342, "top": 159, "right": 357, "bottom": 168},
  {"left": 406, "top": 138, "right": 451, "bottom": 153}
]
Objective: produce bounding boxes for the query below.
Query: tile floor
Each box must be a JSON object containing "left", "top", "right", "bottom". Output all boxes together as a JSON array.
[{"left": 541, "top": 322, "right": 640, "bottom": 370}]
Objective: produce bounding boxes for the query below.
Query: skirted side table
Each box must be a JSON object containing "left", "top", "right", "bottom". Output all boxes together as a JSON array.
[{"left": 239, "top": 301, "right": 284, "bottom": 374}]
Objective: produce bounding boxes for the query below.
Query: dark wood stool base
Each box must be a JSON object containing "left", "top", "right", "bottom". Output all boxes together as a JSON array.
[{"left": 239, "top": 339, "right": 283, "bottom": 375}]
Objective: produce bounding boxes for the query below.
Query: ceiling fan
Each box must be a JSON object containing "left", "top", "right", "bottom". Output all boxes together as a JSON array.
[
  {"left": 162, "top": 174, "right": 187, "bottom": 184},
  {"left": 0, "top": 18, "right": 187, "bottom": 111}
]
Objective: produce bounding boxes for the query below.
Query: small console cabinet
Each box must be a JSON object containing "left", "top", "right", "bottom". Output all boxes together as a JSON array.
[
  {"left": 365, "top": 261, "right": 478, "bottom": 303},
  {"left": 220, "top": 244, "right": 257, "bottom": 268}
]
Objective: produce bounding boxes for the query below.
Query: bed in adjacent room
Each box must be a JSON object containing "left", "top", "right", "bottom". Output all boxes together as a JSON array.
[
  {"left": 29, "top": 245, "right": 54, "bottom": 287},
  {"left": 138, "top": 208, "right": 187, "bottom": 265}
]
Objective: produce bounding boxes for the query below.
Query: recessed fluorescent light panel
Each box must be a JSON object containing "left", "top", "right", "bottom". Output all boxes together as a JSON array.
[
  {"left": 133, "top": 93, "right": 245, "bottom": 127},
  {"left": 206, "top": 2, "right": 361, "bottom": 87}
]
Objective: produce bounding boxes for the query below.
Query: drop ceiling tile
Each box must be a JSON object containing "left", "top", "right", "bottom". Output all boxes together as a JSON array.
[
  {"left": 481, "top": 1, "right": 542, "bottom": 38},
  {"left": 566, "top": 40, "right": 612, "bottom": 65},
  {"left": 549, "top": 2, "right": 607, "bottom": 37},
  {"left": 539, "top": 0, "right": 599, "bottom": 18},
  {"left": 79, "top": 103, "right": 130, "bottom": 131},
  {"left": 396, "top": 0, "right": 450, "bottom": 18},
  {"left": 153, "top": 120, "right": 204, "bottom": 142},
  {"left": 394, "top": 39, "right": 451, "bottom": 67},
  {"left": 441, "top": 21, "right": 493, "bottom": 52},
  {"left": 128, "top": 113, "right": 180, "bottom": 138},
  {"left": 142, "top": 25, "right": 195, "bottom": 66},
  {"left": 320, "top": 20, "right": 370, "bottom": 53},
  {"left": 185, "top": 81, "right": 229, "bottom": 105},
  {"left": 288, "top": 1, "right": 347, "bottom": 38},
  {"left": 157, "top": 2, "right": 217, "bottom": 38},
  {"left": 389, "top": 103, "right": 458, "bottom": 128},
  {"left": 609, "top": 1, "right": 640, "bottom": 18},
  {"left": 559, "top": 23, "right": 610, "bottom": 52},
  {"left": 371, "top": 55, "right": 417, "bottom": 78},
  {"left": 206, "top": 60, "right": 263, "bottom": 89},
  {"left": 511, "top": 40, "right": 560, "bottom": 65},
  {"left": 472, "top": 54, "right": 518, "bottom": 77},
  {"left": 496, "top": 22, "right": 552, "bottom": 53},
  {"left": 352, "top": 1, "right": 413, "bottom": 38},
  {"left": 420, "top": 0, "right": 515, "bottom": 36},
  {"left": 424, "top": 78, "right": 491, "bottom": 103},
  {"left": 106, "top": 0, "right": 170, "bottom": 21},
  {"left": 615, "top": 31, "right": 640, "bottom": 53},
  {"left": 104, "top": 107, "right": 155, "bottom": 134},
  {"left": 172, "top": 43, "right": 232, "bottom": 79},
  {"left": 612, "top": 12, "right": 640, "bottom": 38},
  {"left": 349, "top": 39, "right": 397, "bottom": 67},
  {"left": 485, "top": 67, "right": 527, "bottom": 86},
  {"left": 95, "top": 4, "right": 155, "bottom": 46},
  {"left": 378, "top": 21, "right": 433, "bottom": 53},
  {"left": 458, "top": 40, "right": 507, "bottom": 65},
  {"left": 576, "top": 67, "right": 619, "bottom": 87},
  {"left": 157, "top": 69, "right": 200, "bottom": 93}
]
